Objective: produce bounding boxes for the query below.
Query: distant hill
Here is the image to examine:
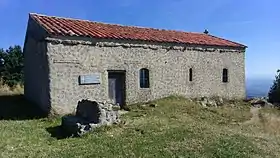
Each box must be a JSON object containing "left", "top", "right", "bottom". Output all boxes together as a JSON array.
[{"left": 246, "top": 77, "right": 274, "bottom": 98}]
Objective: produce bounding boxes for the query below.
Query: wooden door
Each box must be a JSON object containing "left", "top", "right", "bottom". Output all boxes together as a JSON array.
[{"left": 108, "top": 71, "right": 125, "bottom": 106}]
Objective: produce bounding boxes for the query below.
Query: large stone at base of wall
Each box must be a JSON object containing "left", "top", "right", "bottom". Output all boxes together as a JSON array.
[{"left": 61, "top": 99, "right": 121, "bottom": 137}]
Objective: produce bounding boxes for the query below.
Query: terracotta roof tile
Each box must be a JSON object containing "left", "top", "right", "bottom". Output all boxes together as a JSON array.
[{"left": 30, "top": 13, "right": 246, "bottom": 48}]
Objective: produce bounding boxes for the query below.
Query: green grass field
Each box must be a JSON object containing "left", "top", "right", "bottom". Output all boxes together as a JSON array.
[{"left": 0, "top": 92, "right": 280, "bottom": 157}]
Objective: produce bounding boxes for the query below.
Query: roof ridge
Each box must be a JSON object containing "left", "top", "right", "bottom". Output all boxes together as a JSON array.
[
  {"left": 29, "top": 13, "right": 203, "bottom": 35},
  {"left": 29, "top": 13, "right": 93, "bottom": 23}
]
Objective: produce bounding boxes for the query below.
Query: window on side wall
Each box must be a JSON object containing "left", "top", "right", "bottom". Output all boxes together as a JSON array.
[
  {"left": 222, "top": 68, "right": 228, "bottom": 83},
  {"left": 189, "top": 68, "right": 193, "bottom": 81},
  {"left": 140, "top": 68, "right": 150, "bottom": 88}
]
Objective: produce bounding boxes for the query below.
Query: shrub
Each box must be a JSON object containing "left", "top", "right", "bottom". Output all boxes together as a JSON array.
[
  {"left": 0, "top": 45, "right": 23, "bottom": 87},
  {"left": 268, "top": 69, "right": 280, "bottom": 104}
]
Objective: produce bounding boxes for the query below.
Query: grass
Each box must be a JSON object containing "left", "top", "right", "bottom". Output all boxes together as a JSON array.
[
  {"left": 1, "top": 89, "right": 280, "bottom": 157},
  {"left": 258, "top": 107, "right": 280, "bottom": 136},
  {"left": 0, "top": 81, "right": 23, "bottom": 95}
]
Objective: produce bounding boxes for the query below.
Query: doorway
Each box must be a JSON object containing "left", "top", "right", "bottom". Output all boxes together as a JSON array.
[{"left": 108, "top": 71, "right": 126, "bottom": 107}]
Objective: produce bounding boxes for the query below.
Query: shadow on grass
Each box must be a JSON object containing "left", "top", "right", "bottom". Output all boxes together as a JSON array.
[
  {"left": 46, "top": 126, "right": 74, "bottom": 140},
  {"left": 0, "top": 94, "right": 47, "bottom": 120}
]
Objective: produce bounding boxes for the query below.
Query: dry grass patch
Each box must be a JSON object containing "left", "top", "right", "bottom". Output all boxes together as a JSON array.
[
  {"left": 0, "top": 80, "right": 23, "bottom": 95},
  {"left": 259, "top": 108, "right": 280, "bottom": 135}
]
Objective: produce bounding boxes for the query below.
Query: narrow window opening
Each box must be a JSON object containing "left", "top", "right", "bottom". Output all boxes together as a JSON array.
[
  {"left": 140, "top": 68, "right": 150, "bottom": 88},
  {"left": 189, "top": 68, "right": 193, "bottom": 81},
  {"left": 222, "top": 68, "right": 228, "bottom": 83}
]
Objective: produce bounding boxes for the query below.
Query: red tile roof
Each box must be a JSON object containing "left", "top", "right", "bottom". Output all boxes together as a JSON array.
[{"left": 30, "top": 13, "right": 246, "bottom": 48}]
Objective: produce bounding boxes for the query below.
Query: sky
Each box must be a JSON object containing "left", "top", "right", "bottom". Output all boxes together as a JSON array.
[{"left": 0, "top": 0, "right": 279, "bottom": 79}]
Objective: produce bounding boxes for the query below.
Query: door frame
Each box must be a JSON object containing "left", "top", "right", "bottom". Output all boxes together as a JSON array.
[{"left": 107, "top": 70, "right": 126, "bottom": 107}]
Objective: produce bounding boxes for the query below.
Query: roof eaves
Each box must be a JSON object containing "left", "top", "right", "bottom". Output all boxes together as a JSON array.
[{"left": 208, "top": 34, "right": 247, "bottom": 49}]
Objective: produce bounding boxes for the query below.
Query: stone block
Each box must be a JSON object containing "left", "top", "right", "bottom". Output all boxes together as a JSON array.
[{"left": 61, "top": 99, "right": 121, "bottom": 137}]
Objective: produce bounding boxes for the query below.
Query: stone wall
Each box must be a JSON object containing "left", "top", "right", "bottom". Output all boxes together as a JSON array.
[
  {"left": 23, "top": 17, "right": 50, "bottom": 113},
  {"left": 46, "top": 37, "right": 246, "bottom": 114}
]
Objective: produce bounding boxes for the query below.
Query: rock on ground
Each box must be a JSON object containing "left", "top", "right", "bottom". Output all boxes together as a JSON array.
[
  {"left": 246, "top": 97, "right": 275, "bottom": 108},
  {"left": 196, "top": 97, "right": 224, "bottom": 107},
  {"left": 196, "top": 96, "right": 276, "bottom": 108},
  {"left": 61, "top": 99, "right": 121, "bottom": 137}
]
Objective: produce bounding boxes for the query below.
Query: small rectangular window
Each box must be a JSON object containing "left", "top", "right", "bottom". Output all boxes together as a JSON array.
[
  {"left": 140, "top": 68, "right": 150, "bottom": 88},
  {"left": 222, "top": 68, "right": 228, "bottom": 83},
  {"left": 189, "top": 68, "right": 193, "bottom": 81}
]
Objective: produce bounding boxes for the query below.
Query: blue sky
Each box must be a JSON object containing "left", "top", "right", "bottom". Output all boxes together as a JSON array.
[{"left": 0, "top": 0, "right": 279, "bottom": 79}]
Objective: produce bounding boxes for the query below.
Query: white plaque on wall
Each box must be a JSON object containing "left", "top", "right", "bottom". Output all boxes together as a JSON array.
[{"left": 79, "top": 73, "right": 101, "bottom": 85}]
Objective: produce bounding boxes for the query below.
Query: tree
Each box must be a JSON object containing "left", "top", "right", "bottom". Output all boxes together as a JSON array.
[
  {"left": 0, "top": 45, "right": 24, "bottom": 87},
  {"left": 268, "top": 69, "right": 280, "bottom": 104}
]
